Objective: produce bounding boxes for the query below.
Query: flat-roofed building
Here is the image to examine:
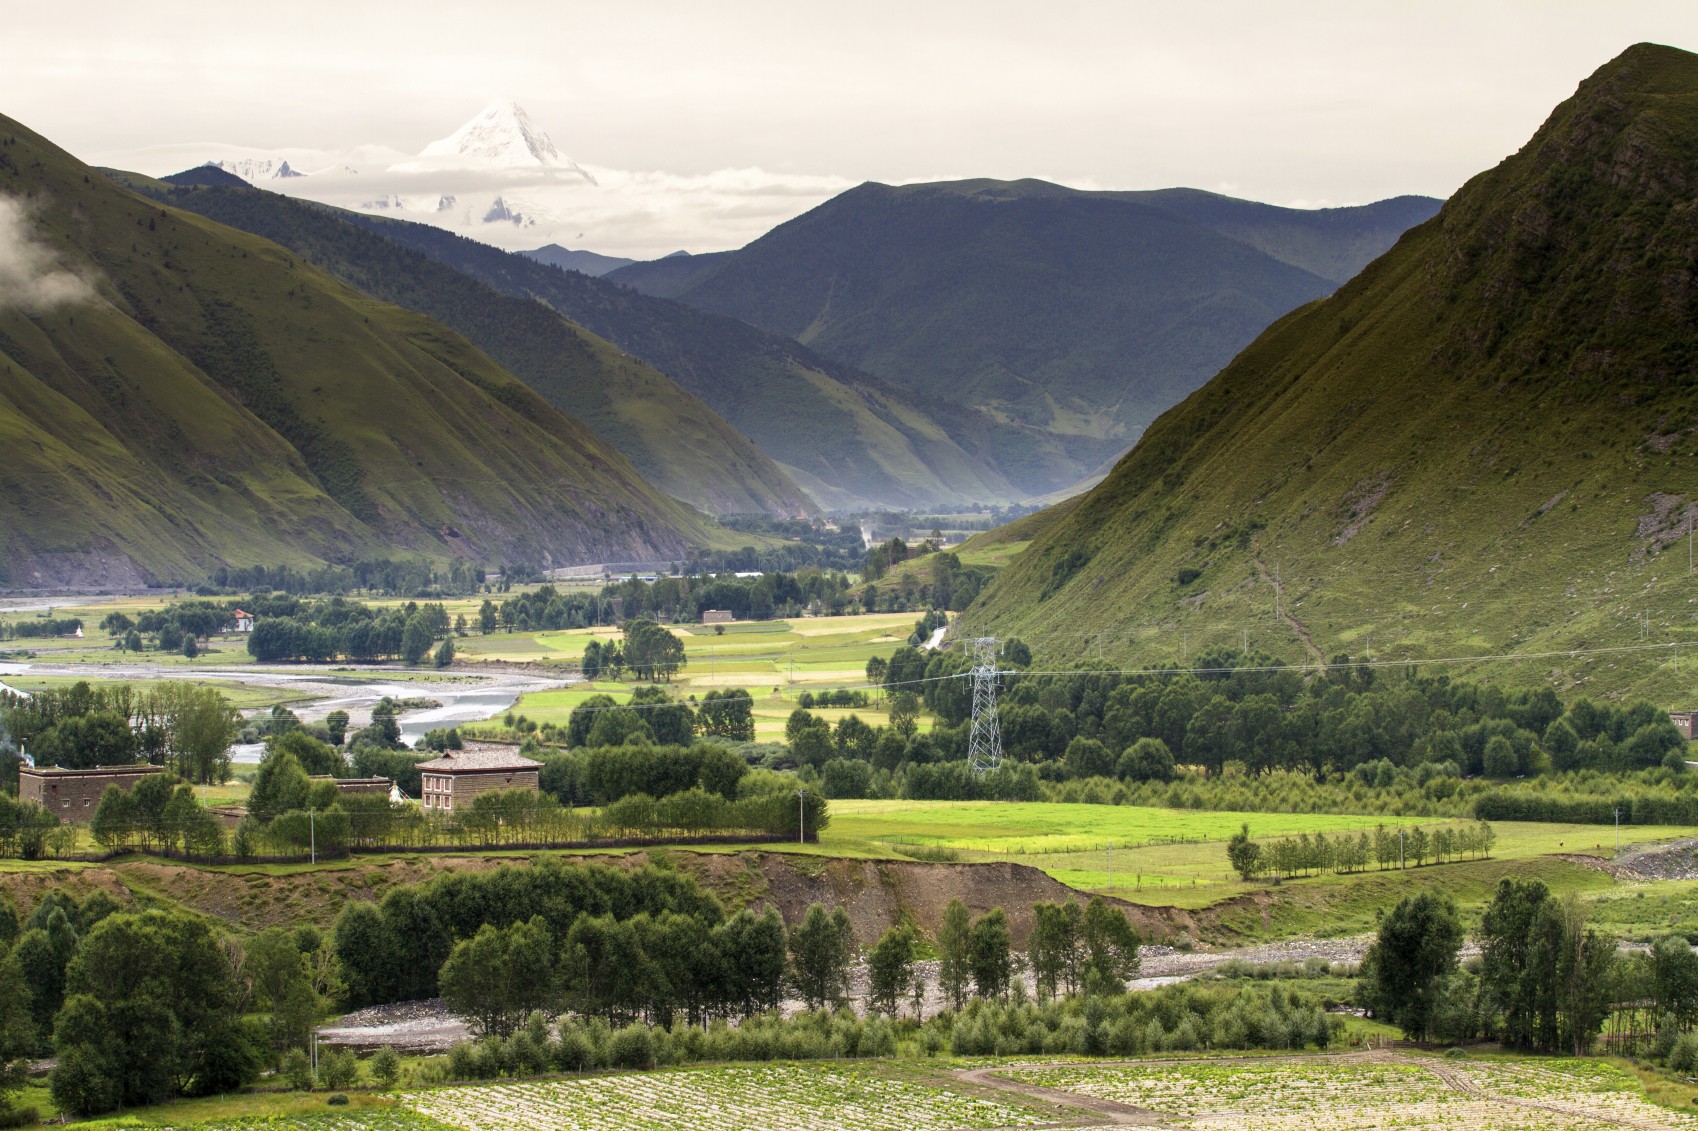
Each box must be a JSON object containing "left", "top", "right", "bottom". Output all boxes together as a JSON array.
[
  {"left": 417, "top": 747, "right": 541, "bottom": 813},
  {"left": 18, "top": 764, "right": 165, "bottom": 819}
]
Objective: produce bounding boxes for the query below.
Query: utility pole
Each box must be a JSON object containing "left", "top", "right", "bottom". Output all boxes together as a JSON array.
[
  {"left": 310, "top": 809, "right": 316, "bottom": 865},
  {"left": 798, "top": 789, "right": 806, "bottom": 845},
  {"left": 1398, "top": 827, "right": 1405, "bottom": 870},
  {"left": 1107, "top": 842, "right": 1113, "bottom": 893},
  {"left": 966, "top": 637, "right": 1003, "bottom": 774},
  {"left": 1614, "top": 806, "right": 1620, "bottom": 853}
]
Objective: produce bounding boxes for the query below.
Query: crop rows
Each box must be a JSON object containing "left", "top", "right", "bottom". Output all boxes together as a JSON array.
[
  {"left": 402, "top": 1063, "right": 1043, "bottom": 1131},
  {"left": 156, "top": 1111, "right": 462, "bottom": 1131},
  {"left": 1003, "top": 1055, "right": 1698, "bottom": 1130}
]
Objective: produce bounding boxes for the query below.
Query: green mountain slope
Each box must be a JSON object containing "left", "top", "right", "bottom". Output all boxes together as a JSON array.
[
  {"left": 320, "top": 211, "right": 1113, "bottom": 508},
  {"left": 608, "top": 179, "right": 1438, "bottom": 440},
  {"left": 963, "top": 43, "right": 1698, "bottom": 702},
  {"left": 136, "top": 182, "right": 815, "bottom": 519},
  {"left": 0, "top": 113, "right": 731, "bottom": 586}
]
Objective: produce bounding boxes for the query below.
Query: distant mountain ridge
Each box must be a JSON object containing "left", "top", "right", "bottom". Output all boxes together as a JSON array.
[
  {"left": 520, "top": 244, "right": 635, "bottom": 277},
  {"left": 317, "top": 208, "right": 1120, "bottom": 508},
  {"left": 143, "top": 178, "right": 817, "bottom": 519},
  {"left": 0, "top": 113, "right": 735, "bottom": 586},
  {"left": 608, "top": 180, "right": 1440, "bottom": 441},
  {"left": 962, "top": 43, "right": 1698, "bottom": 702}
]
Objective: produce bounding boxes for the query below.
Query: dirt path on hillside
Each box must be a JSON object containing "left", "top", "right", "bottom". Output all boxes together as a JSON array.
[{"left": 1253, "top": 557, "right": 1326, "bottom": 665}]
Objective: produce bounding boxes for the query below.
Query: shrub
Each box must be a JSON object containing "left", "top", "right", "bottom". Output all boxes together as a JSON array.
[
  {"left": 607, "top": 1024, "right": 656, "bottom": 1069},
  {"left": 326, "top": 1093, "right": 349, "bottom": 1106},
  {"left": 281, "top": 1048, "right": 314, "bottom": 1090},
  {"left": 319, "top": 1047, "right": 358, "bottom": 1090},
  {"left": 370, "top": 1045, "right": 401, "bottom": 1088}
]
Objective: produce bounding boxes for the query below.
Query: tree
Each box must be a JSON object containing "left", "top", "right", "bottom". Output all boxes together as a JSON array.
[
  {"left": 1029, "top": 901, "right": 1083, "bottom": 999},
  {"left": 1483, "top": 734, "right": 1518, "bottom": 778},
  {"left": 582, "top": 640, "right": 603, "bottom": 680},
  {"left": 371, "top": 1044, "right": 401, "bottom": 1088},
  {"left": 268, "top": 729, "right": 342, "bottom": 777},
  {"left": 400, "top": 615, "right": 433, "bottom": 666},
  {"left": 622, "top": 618, "right": 687, "bottom": 681},
  {"left": 1079, "top": 898, "right": 1141, "bottom": 995},
  {"left": 888, "top": 691, "right": 921, "bottom": 738},
  {"left": 867, "top": 923, "right": 919, "bottom": 1015},
  {"left": 967, "top": 908, "right": 1013, "bottom": 1000},
  {"left": 1063, "top": 737, "right": 1114, "bottom": 779},
  {"left": 12, "top": 907, "right": 78, "bottom": 1039},
  {"left": 937, "top": 899, "right": 972, "bottom": 1011},
  {"left": 155, "top": 683, "right": 239, "bottom": 784},
  {"left": 699, "top": 689, "right": 755, "bottom": 741},
  {"left": 434, "top": 636, "right": 455, "bottom": 668},
  {"left": 1118, "top": 737, "right": 1176, "bottom": 782},
  {"left": 439, "top": 917, "right": 557, "bottom": 1038},
  {"left": 479, "top": 600, "right": 498, "bottom": 634},
  {"left": 51, "top": 911, "right": 258, "bottom": 1114},
  {"left": 248, "top": 748, "right": 312, "bottom": 824},
  {"left": 182, "top": 635, "right": 198, "bottom": 660},
  {"left": 324, "top": 710, "right": 350, "bottom": 746},
  {"left": 788, "top": 903, "right": 854, "bottom": 1010},
  {"left": 1227, "top": 824, "right": 1263, "bottom": 881},
  {"left": 716, "top": 908, "right": 786, "bottom": 1017},
  {"left": 0, "top": 951, "right": 36, "bottom": 1122},
  {"left": 1360, "top": 892, "right": 1463, "bottom": 1040}
]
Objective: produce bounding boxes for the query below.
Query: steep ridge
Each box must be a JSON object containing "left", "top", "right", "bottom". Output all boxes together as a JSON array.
[
  {"left": 0, "top": 112, "right": 730, "bottom": 586},
  {"left": 963, "top": 44, "right": 1698, "bottom": 701},
  {"left": 322, "top": 211, "right": 1114, "bottom": 507},
  {"left": 138, "top": 181, "right": 816, "bottom": 519},
  {"left": 608, "top": 179, "right": 1439, "bottom": 440}
]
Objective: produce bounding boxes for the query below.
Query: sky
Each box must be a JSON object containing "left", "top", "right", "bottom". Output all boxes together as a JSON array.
[{"left": 5, "top": 1, "right": 1698, "bottom": 256}]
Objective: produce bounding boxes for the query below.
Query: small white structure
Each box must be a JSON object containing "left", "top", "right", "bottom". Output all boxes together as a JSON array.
[{"left": 231, "top": 610, "right": 255, "bottom": 633}]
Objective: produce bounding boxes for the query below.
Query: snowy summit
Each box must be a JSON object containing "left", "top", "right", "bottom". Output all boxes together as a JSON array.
[{"left": 393, "top": 99, "right": 595, "bottom": 183}]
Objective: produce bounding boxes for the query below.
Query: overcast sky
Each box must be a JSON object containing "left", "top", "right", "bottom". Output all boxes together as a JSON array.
[{"left": 6, "top": 1, "right": 1697, "bottom": 253}]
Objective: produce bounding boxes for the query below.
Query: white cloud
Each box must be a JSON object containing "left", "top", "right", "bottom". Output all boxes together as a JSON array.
[{"left": 0, "top": 197, "right": 94, "bottom": 313}]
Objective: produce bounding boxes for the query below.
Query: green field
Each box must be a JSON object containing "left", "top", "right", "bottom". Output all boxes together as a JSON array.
[{"left": 462, "top": 612, "right": 929, "bottom": 740}]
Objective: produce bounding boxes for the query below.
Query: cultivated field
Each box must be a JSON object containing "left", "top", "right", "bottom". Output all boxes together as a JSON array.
[
  {"left": 113, "top": 1053, "right": 1698, "bottom": 1131},
  {"left": 999, "top": 1052, "right": 1698, "bottom": 1129}
]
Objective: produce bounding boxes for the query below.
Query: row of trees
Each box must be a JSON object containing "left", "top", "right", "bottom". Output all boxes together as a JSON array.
[
  {"left": 246, "top": 600, "right": 457, "bottom": 664},
  {"left": 560, "top": 688, "right": 750, "bottom": 748},
  {"left": 1225, "top": 821, "right": 1497, "bottom": 880}
]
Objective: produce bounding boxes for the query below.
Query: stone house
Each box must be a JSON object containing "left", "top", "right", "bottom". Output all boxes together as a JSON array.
[
  {"left": 417, "top": 747, "right": 541, "bottom": 813},
  {"left": 18, "top": 764, "right": 165, "bottom": 819},
  {"left": 701, "top": 609, "right": 734, "bottom": 625}
]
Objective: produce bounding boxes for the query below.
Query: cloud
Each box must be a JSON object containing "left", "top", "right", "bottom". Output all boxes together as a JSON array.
[{"left": 0, "top": 196, "right": 94, "bottom": 312}]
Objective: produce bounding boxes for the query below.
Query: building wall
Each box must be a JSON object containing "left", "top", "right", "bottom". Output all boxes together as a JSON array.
[
  {"left": 19, "top": 767, "right": 164, "bottom": 820},
  {"left": 421, "top": 769, "right": 539, "bottom": 811},
  {"left": 1672, "top": 712, "right": 1697, "bottom": 740}
]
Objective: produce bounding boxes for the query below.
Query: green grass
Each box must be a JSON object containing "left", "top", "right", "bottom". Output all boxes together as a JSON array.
[{"left": 6, "top": 673, "right": 310, "bottom": 712}]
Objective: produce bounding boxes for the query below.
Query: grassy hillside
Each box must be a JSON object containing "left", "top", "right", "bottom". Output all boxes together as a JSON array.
[
  {"left": 0, "top": 113, "right": 735, "bottom": 585},
  {"left": 137, "top": 183, "right": 816, "bottom": 519},
  {"left": 609, "top": 179, "right": 1438, "bottom": 441},
  {"left": 329, "top": 211, "right": 1111, "bottom": 508},
  {"left": 963, "top": 44, "right": 1698, "bottom": 703}
]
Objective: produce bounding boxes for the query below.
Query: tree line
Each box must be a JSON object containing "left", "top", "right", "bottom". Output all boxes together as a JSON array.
[{"left": 1225, "top": 821, "right": 1497, "bottom": 880}]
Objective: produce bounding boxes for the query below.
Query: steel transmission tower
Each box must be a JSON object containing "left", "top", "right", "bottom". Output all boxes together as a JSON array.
[{"left": 967, "top": 637, "right": 1003, "bottom": 774}]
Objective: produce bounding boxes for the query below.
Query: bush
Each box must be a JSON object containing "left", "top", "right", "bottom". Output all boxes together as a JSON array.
[
  {"left": 370, "top": 1045, "right": 401, "bottom": 1088},
  {"left": 1671, "top": 1031, "right": 1698, "bottom": 1073},
  {"left": 607, "top": 1024, "right": 656, "bottom": 1069},
  {"left": 319, "top": 1048, "right": 358, "bottom": 1090},
  {"left": 326, "top": 1093, "right": 350, "bottom": 1106},
  {"left": 281, "top": 1048, "right": 314, "bottom": 1091},
  {"left": 0, "top": 1108, "right": 39, "bottom": 1130}
]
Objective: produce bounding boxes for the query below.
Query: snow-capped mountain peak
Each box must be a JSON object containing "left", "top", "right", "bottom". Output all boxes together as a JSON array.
[{"left": 397, "top": 99, "right": 595, "bottom": 183}]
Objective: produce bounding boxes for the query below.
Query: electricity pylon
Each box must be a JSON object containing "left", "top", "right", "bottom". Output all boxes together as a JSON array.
[{"left": 967, "top": 637, "right": 1003, "bottom": 774}]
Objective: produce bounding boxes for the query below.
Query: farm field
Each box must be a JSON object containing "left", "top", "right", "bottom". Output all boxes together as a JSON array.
[
  {"left": 998, "top": 1051, "right": 1698, "bottom": 1129},
  {"left": 88, "top": 1054, "right": 1698, "bottom": 1131},
  {"left": 463, "top": 611, "right": 931, "bottom": 740},
  {"left": 811, "top": 799, "right": 1695, "bottom": 903},
  {"left": 402, "top": 1063, "right": 1056, "bottom": 1131}
]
